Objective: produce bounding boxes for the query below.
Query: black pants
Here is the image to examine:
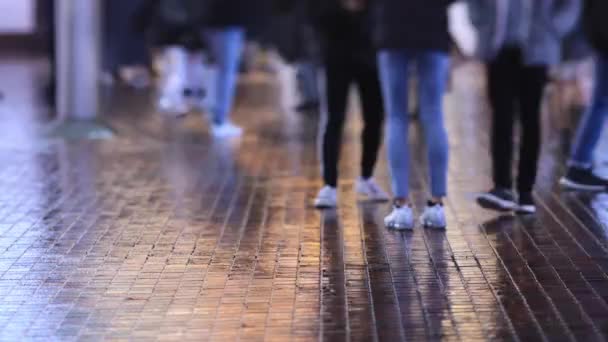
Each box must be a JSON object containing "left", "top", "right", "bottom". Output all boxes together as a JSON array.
[
  {"left": 321, "top": 55, "right": 384, "bottom": 187},
  {"left": 488, "top": 47, "right": 547, "bottom": 194}
]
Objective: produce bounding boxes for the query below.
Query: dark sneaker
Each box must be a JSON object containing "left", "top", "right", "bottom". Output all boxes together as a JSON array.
[
  {"left": 516, "top": 192, "right": 536, "bottom": 214},
  {"left": 477, "top": 188, "right": 517, "bottom": 211},
  {"left": 560, "top": 167, "right": 608, "bottom": 191}
]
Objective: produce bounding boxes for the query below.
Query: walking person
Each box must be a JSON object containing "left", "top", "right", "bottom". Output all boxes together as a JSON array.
[
  {"left": 377, "top": 0, "right": 453, "bottom": 229},
  {"left": 133, "top": 0, "right": 210, "bottom": 116},
  {"left": 103, "top": 0, "right": 151, "bottom": 88},
  {"left": 270, "top": 0, "right": 321, "bottom": 114},
  {"left": 200, "top": 0, "right": 256, "bottom": 137},
  {"left": 312, "top": 0, "right": 389, "bottom": 208},
  {"left": 472, "top": 0, "right": 581, "bottom": 214},
  {"left": 560, "top": 0, "right": 608, "bottom": 190}
]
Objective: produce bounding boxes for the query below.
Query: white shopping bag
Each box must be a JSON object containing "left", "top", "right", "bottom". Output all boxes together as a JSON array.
[{"left": 448, "top": 2, "right": 478, "bottom": 57}]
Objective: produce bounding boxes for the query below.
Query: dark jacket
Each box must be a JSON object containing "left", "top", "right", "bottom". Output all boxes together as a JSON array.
[
  {"left": 133, "top": 0, "right": 210, "bottom": 50},
  {"left": 134, "top": 0, "right": 257, "bottom": 50},
  {"left": 584, "top": 0, "right": 608, "bottom": 56},
  {"left": 268, "top": 0, "right": 319, "bottom": 63},
  {"left": 206, "top": 0, "right": 259, "bottom": 29},
  {"left": 467, "top": 0, "right": 581, "bottom": 65},
  {"left": 373, "top": 0, "right": 454, "bottom": 52},
  {"left": 309, "top": 0, "right": 376, "bottom": 63}
]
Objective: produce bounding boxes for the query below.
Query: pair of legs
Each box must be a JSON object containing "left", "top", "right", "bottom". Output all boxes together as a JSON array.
[
  {"left": 378, "top": 49, "right": 450, "bottom": 202},
  {"left": 488, "top": 47, "right": 547, "bottom": 196},
  {"left": 203, "top": 27, "right": 245, "bottom": 126},
  {"left": 320, "top": 56, "right": 384, "bottom": 188},
  {"left": 158, "top": 27, "right": 245, "bottom": 135},
  {"left": 314, "top": 55, "right": 387, "bottom": 208},
  {"left": 295, "top": 60, "right": 320, "bottom": 112},
  {"left": 560, "top": 55, "right": 608, "bottom": 191},
  {"left": 103, "top": 0, "right": 148, "bottom": 67},
  {"left": 569, "top": 55, "right": 608, "bottom": 167}
]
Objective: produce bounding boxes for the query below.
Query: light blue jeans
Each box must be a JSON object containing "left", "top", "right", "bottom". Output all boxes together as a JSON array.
[
  {"left": 296, "top": 60, "right": 320, "bottom": 104},
  {"left": 570, "top": 55, "right": 608, "bottom": 167},
  {"left": 378, "top": 49, "right": 450, "bottom": 199},
  {"left": 204, "top": 27, "right": 245, "bottom": 125}
]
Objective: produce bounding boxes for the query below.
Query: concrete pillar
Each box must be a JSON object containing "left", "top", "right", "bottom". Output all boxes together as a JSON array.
[{"left": 55, "top": 0, "right": 100, "bottom": 120}]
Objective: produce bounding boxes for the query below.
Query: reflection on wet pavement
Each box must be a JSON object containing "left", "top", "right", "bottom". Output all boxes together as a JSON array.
[{"left": 0, "top": 60, "right": 608, "bottom": 340}]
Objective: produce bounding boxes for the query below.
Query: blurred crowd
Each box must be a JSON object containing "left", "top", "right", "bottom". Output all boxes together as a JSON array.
[{"left": 45, "top": 0, "right": 608, "bottom": 230}]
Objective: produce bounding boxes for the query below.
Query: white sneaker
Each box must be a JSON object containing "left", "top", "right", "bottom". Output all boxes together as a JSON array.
[
  {"left": 211, "top": 122, "right": 243, "bottom": 138},
  {"left": 158, "top": 96, "right": 189, "bottom": 117},
  {"left": 420, "top": 204, "right": 446, "bottom": 229},
  {"left": 158, "top": 46, "right": 189, "bottom": 117},
  {"left": 384, "top": 206, "right": 414, "bottom": 230},
  {"left": 314, "top": 186, "right": 338, "bottom": 208},
  {"left": 355, "top": 177, "right": 390, "bottom": 201}
]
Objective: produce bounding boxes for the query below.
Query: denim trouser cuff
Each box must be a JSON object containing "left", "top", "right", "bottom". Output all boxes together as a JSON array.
[{"left": 567, "top": 160, "right": 592, "bottom": 170}]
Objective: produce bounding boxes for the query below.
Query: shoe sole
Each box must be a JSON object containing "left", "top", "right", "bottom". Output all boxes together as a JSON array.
[
  {"left": 314, "top": 205, "right": 337, "bottom": 210},
  {"left": 314, "top": 201, "right": 337, "bottom": 209},
  {"left": 515, "top": 205, "right": 536, "bottom": 215},
  {"left": 477, "top": 194, "right": 516, "bottom": 212},
  {"left": 355, "top": 186, "right": 390, "bottom": 203},
  {"left": 357, "top": 195, "right": 390, "bottom": 203},
  {"left": 421, "top": 221, "right": 447, "bottom": 229},
  {"left": 386, "top": 223, "right": 414, "bottom": 231},
  {"left": 424, "top": 225, "right": 446, "bottom": 230},
  {"left": 559, "top": 178, "right": 606, "bottom": 191}
]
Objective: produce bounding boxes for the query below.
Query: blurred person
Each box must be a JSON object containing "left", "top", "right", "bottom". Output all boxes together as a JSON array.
[
  {"left": 199, "top": 0, "right": 263, "bottom": 137},
  {"left": 472, "top": 0, "right": 581, "bottom": 214},
  {"left": 134, "top": 0, "right": 211, "bottom": 116},
  {"left": 550, "top": 15, "right": 594, "bottom": 155},
  {"left": 239, "top": 1, "right": 276, "bottom": 74},
  {"left": 295, "top": 61, "right": 321, "bottom": 113},
  {"left": 103, "top": 0, "right": 151, "bottom": 88},
  {"left": 560, "top": 0, "right": 608, "bottom": 190},
  {"left": 377, "top": 0, "right": 453, "bottom": 229},
  {"left": 270, "top": 0, "right": 321, "bottom": 114},
  {"left": 41, "top": 0, "right": 56, "bottom": 107},
  {"left": 311, "top": 0, "right": 389, "bottom": 208}
]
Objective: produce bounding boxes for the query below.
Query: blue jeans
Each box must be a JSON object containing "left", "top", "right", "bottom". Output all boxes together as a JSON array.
[
  {"left": 204, "top": 27, "right": 245, "bottom": 124},
  {"left": 378, "top": 50, "right": 450, "bottom": 198},
  {"left": 571, "top": 55, "right": 608, "bottom": 167},
  {"left": 296, "top": 60, "right": 320, "bottom": 104}
]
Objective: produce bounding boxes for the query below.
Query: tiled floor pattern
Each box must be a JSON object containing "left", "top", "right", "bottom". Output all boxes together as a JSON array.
[{"left": 0, "top": 61, "right": 606, "bottom": 341}]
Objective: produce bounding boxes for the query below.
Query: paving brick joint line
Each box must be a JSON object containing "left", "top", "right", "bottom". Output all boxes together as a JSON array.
[{"left": 0, "top": 63, "right": 608, "bottom": 341}]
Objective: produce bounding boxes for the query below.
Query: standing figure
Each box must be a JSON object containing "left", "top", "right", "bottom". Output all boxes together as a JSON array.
[
  {"left": 377, "top": 0, "right": 454, "bottom": 229},
  {"left": 473, "top": 0, "right": 581, "bottom": 214},
  {"left": 312, "top": 0, "right": 389, "bottom": 208},
  {"left": 561, "top": 0, "right": 608, "bottom": 191},
  {"left": 199, "top": 0, "right": 259, "bottom": 137}
]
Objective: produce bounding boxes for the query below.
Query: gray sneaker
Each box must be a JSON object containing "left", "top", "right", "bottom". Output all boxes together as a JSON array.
[
  {"left": 355, "top": 177, "right": 390, "bottom": 201},
  {"left": 420, "top": 204, "right": 446, "bottom": 229},
  {"left": 314, "top": 186, "right": 338, "bottom": 209},
  {"left": 384, "top": 206, "right": 414, "bottom": 230},
  {"left": 477, "top": 188, "right": 516, "bottom": 211}
]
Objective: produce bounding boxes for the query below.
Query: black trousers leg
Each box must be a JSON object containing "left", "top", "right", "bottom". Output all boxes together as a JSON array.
[
  {"left": 354, "top": 61, "right": 384, "bottom": 180},
  {"left": 488, "top": 48, "right": 520, "bottom": 190},
  {"left": 321, "top": 58, "right": 352, "bottom": 187},
  {"left": 517, "top": 66, "right": 547, "bottom": 193}
]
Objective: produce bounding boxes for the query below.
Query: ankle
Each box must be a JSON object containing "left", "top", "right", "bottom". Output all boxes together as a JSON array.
[
  {"left": 360, "top": 175, "right": 373, "bottom": 182},
  {"left": 428, "top": 198, "right": 444, "bottom": 206},
  {"left": 393, "top": 198, "right": 410, "bottom": 207}
]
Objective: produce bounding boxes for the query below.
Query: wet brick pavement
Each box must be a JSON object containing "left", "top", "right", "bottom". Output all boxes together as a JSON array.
[{"left": 0, "top": 61, "right": 606, "bottom": 341}]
